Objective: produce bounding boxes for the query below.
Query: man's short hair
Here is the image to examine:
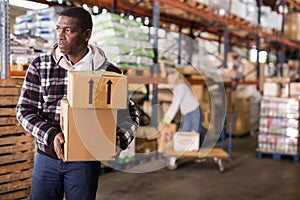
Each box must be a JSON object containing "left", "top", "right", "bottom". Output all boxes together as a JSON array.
[{"left": 59, "top": 7, "right": 93, "bottom": 31}]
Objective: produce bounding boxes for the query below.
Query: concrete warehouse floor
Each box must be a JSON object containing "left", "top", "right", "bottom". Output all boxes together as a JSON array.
[{"left": 96, "top": 134, "right": 300, "bottom": 200}]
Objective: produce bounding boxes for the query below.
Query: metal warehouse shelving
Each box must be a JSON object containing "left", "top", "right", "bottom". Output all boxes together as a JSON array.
[{"left": 0, "top": 0, "right": 10, "bottom": 79}]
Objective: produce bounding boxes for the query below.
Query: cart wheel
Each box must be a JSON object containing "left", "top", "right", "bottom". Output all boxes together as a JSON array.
[{"left": 167, "top": 157, "right": 177, "bottom": 170}]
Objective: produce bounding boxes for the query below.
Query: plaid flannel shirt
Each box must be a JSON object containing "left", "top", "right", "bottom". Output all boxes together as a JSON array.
[{"left": 16, "top": 51, "right": 139, "bottom": 159}]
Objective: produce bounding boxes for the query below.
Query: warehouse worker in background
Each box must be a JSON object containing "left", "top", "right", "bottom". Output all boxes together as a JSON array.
[
  {"left": 16, "top": 7, "right": 139, "bottom": 200},
  {"left": 162, "top": 71, "right": 204, "bottom": 146}
]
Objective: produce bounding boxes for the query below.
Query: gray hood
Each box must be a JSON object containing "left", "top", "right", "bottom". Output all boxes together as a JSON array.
[{"left": 52, "top": 43, "right": 107, "bottom": 71}]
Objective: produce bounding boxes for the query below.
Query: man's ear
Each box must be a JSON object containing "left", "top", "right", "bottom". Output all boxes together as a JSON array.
[{"left": 85, "top": 29, "right": 92, "bottom": 42}]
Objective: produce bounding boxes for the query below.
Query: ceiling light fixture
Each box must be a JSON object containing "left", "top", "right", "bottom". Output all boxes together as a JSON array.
[
  {"left": 92, "top": 6, "right": 99, "bottom": 14},
  {"left": 9, "top": 0, "right": 49, "bottom": 10}
]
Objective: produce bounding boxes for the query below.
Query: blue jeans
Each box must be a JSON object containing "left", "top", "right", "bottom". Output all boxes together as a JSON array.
[
  {"left": 180, "top": 107, "right": 204, "bottom": 146},
  {"left": 30, "top": 153, "right": 101, "bottom": 200}
]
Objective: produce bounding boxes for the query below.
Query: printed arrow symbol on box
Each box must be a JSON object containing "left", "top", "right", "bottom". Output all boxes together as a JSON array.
[
  {"left": 106, "top": 80, "right": 112, "bottom": 104},
  {"left": 88, "top": 79, "right": 94, "bottom": 104}
]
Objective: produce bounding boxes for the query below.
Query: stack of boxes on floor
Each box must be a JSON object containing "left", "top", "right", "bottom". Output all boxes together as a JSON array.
[
  {"left": 227, "top": 85, "right": 261, "bottom": 136},
  {"left": 91, "top": 12, "right": 154, "bottom": 76},
  {"left": 60, "top": 71, "right": 127, "bottom": 161},
  {"left": 258, "top": 79, "right": 300, "bottom": 155},
  {"left": 200, "top": 83, "right": 261, "bottom": 136}
]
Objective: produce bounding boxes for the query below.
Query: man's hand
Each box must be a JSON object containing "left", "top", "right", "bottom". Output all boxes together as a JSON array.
[{"left": 54, "top": 133, "right": 65, "bottom": 161}]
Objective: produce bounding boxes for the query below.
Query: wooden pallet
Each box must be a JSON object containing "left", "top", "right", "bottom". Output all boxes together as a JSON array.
[
  {"left": 0, "top": 79, "right": 34, "bottom": 199},
  {"left": 256, "top": 149, "right": 300, "bottom": 163}
]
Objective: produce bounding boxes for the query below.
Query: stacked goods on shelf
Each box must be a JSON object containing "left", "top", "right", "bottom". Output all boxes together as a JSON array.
[
  {"left": 9, "top": 36, "right": 34, "bottom": 74},
  {"left": 13, "top": 6, "right": 62, "bottom": 44},
  {"left": 230, "top": 0, "right": 247, "bottom": 19},
  {"left": 208, "top": 0, "right": 281, "bottom": 32},
  {"left": 0, "top": 79, "right": 35, "bottom": 199},
  {"left": 9, "top": 34, "right": 49, "bottom": 77},
  {"left": 156, "top": 30, "right": 200, "bottom": 67},
  {"left": 91, "top": 12, "right": 154, "bottom": 76},
  {"left": 244, "top": 0, "right": 258, "bottom": 25},
  {"left": 210, "top": 0, "right": 231, "bottom": 15},
  {"left": 284, "top": 12, "right": 300, "bottom": 41},
  {"left": 258, "top": 97, "right": 300, "bottom": 154},
  {"left": 11, "top": 7, "right": 62, "bottom": 77},
  {"left": 258, "top": 5, "right": 283, "bottom": 32}
]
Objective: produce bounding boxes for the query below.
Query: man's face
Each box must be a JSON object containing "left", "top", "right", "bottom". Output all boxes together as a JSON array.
[{"left": 56, "top": 16, "right": 89, "bottom": 56}]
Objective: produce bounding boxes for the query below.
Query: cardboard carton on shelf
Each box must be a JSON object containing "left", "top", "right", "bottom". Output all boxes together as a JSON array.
[
  {"left": 67, "top": 70, "right": 127, "bottom": 109},
  {"left": 60, "top": 99, "right": 117, "bottom": 161}
]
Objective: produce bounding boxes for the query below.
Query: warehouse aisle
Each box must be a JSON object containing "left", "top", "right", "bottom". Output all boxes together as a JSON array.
[{"left": 96, "top": 135, "right": 300, "bottom": 200}]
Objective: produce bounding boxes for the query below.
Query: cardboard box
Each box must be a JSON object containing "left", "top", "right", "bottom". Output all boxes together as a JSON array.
[
  {"left": 290, "top": 82, "right": 300, "bottom": 98},
  {"left": 226, "top": 111, "right": 251, "bottom": 136},
  {"left": 173, "top": 132, "right": 200, "bottom": 152},
  {"left": 60, "top": 99, "right": 117, "bottom": 161},
  {"left": 263, "top": 82, "right": 281, "bottom": 97},
  {"left": 67, "top": 70, "right": 127, "bottom": 108}
]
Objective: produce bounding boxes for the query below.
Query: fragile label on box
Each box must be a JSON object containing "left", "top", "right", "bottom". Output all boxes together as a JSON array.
[
  {"left": 60, "top": 99, "right": 117, "bottom": 161},
  {"left": 67, "top": 70, "right": 127, "bottom": 108}
]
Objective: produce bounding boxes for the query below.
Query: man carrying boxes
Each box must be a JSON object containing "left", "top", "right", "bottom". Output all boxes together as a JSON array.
[
  {"left": 16, "top": 7, "right": 139, "bottom": 200},
  {"left": 61, "top": 70, "right": 132, "bottom": 161}
]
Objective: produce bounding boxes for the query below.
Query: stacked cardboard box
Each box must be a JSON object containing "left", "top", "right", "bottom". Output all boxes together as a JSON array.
[{"left": 60, "top": 71, "right": 128, "bottom": 161}]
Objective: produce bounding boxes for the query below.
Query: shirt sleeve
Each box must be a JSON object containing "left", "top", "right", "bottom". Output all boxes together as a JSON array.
[
  {"left": 16, "top": 62, "right": 59, "bottom": 146},
  {"left": 116, "top": 98, "right": 140, "bottom": 150},
  {"left": 164, "top": 84, "right": 184, "bottom": 121}
]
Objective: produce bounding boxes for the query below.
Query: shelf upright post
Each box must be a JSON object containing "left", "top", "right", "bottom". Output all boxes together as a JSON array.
[
  {"left": 279, "top": 0, "right": 286, "bottom": 76},
  {"left": 178, "top": 26, "right": 182, "bottom": 65},
  {"left": 218, "top": 35, "right": 222, "bottom": 54},
  {"left": 112, "top": 0, "right": 117, "bottom": 13},
  {"left": 256, "top": 0, "right": 262, "bottom": 79},
  {"left": 188, "top": 22, "right": 194, "bottom": 65},
  {"left": 298, "top": 50, "right": 300, "bottom": 77},
  {"left": 223, "top": 25, "right": 229, "bottom": 68},
  {"left": 0, "top": 0, "right": 10, "bottom": 79},
  {"left": 151, "top": 0, "right": 160, "bottom": 128}
]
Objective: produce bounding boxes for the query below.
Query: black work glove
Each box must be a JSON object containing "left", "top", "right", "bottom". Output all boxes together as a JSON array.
[{"left": 116, "top": 128, "right": 133, "bottom": 150}]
